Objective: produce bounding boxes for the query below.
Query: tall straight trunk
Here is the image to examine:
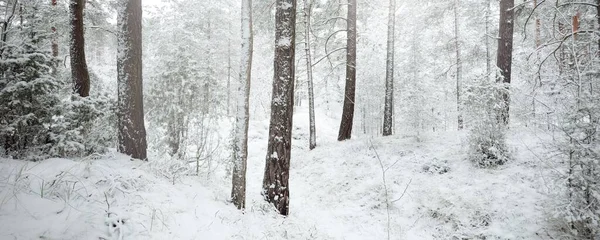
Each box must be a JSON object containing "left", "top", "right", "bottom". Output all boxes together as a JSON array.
[
  {"left": 455, "top": 0, "right": 463, "bottom": 130},
  {"left": 485, "top": 0, "right": 491, "bottom": 80},
  {"left": 382, "top": 0, "right": 395, "bottom": 136},
  {"left": 117, "top": 0, "right": 147, "bottom": 160},
  {"left": 597, "top": 0, "right": 599, "bottom": 56},
  {"left": 496, "top": 0, "right": 515, "bottom": 125},
  {"left": 534, "top": 0, "right": 541, "bottom": 48},
  {"left": 262, "top": 0, "right": 296, "bottom": 216},
  {"left": 232, "top": 0, "right": 253, "bottom": 210},
  {"left": 51, "top": 0, "right": 58, "bottom": 58},
  {"left": 337, "top": 0, "right": 357, "bottom": 141},
  {"left": 227, "top": 30, "right": 232, "bottom": 116},
  {"left": 70, "top": 0, "right": 90, "bottom": 97},
  {"left": 303, "top": 0, "right": 316, "bottom": 150}
]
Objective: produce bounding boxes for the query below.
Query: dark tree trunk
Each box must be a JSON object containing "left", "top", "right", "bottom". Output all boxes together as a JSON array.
[
  {"left": 262, "top": 0, "right": 296, "bottom": 216},
  {"left": 495, "top": 0, "right": 514, "bottom": 125},
  {"left": 51, "top": 0, "right": 58, "bottom": 58},
  {"left": 597, "top": 0, "right": 599, "bottom": 56},
  {"left": 382, "top": 0, "right": 395, "bottom": 136},
  {"left": 338, "top": 0, "right": 357, "bottom": 141},
  {"left": 70, "top": 0, "right": 90, "bottom": 97},
  {"left": 117, "top": 0, "right": 147, "bottom": 160}
]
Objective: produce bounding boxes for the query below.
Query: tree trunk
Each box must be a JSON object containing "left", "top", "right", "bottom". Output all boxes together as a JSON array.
[
  {"left": 455, "top": 0, "right": 463, "bottom": 130},
  {"left": 70, "top": 0, "right": 90, "bottom": 97},
  {"left": 51, "top": 0, "right": 58, "bottom": 58},
  {"left": 227, "top": 31, "right": 232, "bottom": 116},
  {"left": 496, "top": 0, "right": 514, "bottom": 125},
  {"left": 231, "top": 0, "right": 253, "bottom": 211},
  {"left": 485, "top": 0, "right": 491, "bottom": 81},
  {"left": 597, "top": 0, "right": 599, "bottom": 56},
  {"left": 303, "top": 0, "right": 316, "bottom": 150},
  {"left": 382, "top": 0, "right": 395, "bottom": 136},
  {"left": 263, "top": 0, "right": 296, "bottom": 216},
  {"left": 338, "top": 0, "right": 357, "bottom": 141},
  {"left": 117, "top": 0, "right": 147, "bottom": 160}
]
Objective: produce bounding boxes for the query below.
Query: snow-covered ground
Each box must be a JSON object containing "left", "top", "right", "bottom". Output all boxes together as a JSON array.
[{"left": 0, "top": 107, "right": 558, "bottom": 239}]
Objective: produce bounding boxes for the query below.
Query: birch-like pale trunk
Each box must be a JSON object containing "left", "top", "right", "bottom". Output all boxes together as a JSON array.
[
  {"left": 454, "top": 0, "right": 463, "bottom": 130},
  {"left": 338, "top": 0, "right": 357, "bottom": 141},
  {"left": 231, "top": 0, "right": 253, "bottom": 210},
  {"left": 382, "top": 0, "right": 395, "bottom": 136},
  {"left": 117, "top": 0, "right": 147, "bottom": 160},
  {"left": 263, "top": 0, "right": 297, "bottom": 216},
  {"left": 303, "top": 0, "right": 316, "bottom": 150}
]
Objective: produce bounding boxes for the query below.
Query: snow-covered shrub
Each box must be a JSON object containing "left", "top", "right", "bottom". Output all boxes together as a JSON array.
[
  {"left": 0, "top": 24, "right": 60, "bottom": 160},
  {"left": 554, "top": 95, "right": 600, "bottom": 239},
  {"left": 463, "top": 78, "right": 510, "bottom": 167},
  {"left": 48, "top": 93, "right": 116, "bottom": 157},
  {"left": 421, "top": 158, "right": 450, "bottom": 174}
]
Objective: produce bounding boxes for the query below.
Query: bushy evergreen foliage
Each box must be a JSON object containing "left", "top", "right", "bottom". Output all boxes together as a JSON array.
[{"left": 463, "top": 78, "right": 510, "bottom": 167}]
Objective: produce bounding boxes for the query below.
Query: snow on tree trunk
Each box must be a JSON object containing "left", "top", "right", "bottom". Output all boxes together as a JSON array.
[
  {"left": 70, "top": 0, "right": 90, "bottom": 97},
  {"left": 232, "top": 0, "right": 253, "bottom": 211},
  {"left": 303, "top": 0, "right": 316, "bottom": 150},
  {"left": 495, "top": 0, "right": 514, "bottom": 125},
  {"left": 338, "top": 0, "right": 357, "bottom": 141},
  {"left": 382, "top": 0, "right": 395, "bottom": 136},
  {"left": 485, "top": 0, "right": 491, "bottom": 81},
  {"left": 454, "top": 0, "right": 463, "bottom": 130},
  {"left": 262, "top": 0, "right": 296, "bottom": 216},
  {"left": 51, "top": 0, "right": 58, "bottom": 58},
  {"left": 117, "top": 0, "right": 148, "bottom": 160}
]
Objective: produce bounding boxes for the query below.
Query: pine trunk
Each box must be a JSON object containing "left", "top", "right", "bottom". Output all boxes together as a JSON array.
[
  {"left": 231, "top": 0, "right": 253, "bottom": 210},
  {"left": 51, "top": 0, "right": 58, "bottom": 58},
  {"left": 117, "top": 0, "right": 148, "bottom": 160},
  {"left": 338, "top": 0, "right": 357, "bottom": 141},
  {"left": 496, "top": 0, "right": 514, "bottom": 125},
  {"left": 70, "top": 0, "right": 90, "bottom": 97},
  {"left": 485, "top": 0, "right": 491, "bottom": 81},
  {"left": 455, "top": 0, "right": 463, "bottom": 130},
  {"left": 382, "top": 0, "right": 395, "bottom": 136},
  {"left": 303, "top": 0, "right": 317, "bottom": 150},
  {"left": 262, "top": 0, "right": 296, "bottom": 216}
]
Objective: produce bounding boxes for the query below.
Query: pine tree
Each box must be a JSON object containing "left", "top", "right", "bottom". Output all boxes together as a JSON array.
[
  {"left": 117, "top": 0, "right": 147, "bottom": 160},
  {"left": 70, "top": 0, "right": 90, "bottom": 97},
  {"left": 338, "top": 0, "right": 357, "bottom": 141},
  {"left": 0, "top": 2, "right": 60, "bottom": 159},
  {"left": 262, "top": 0, "right": 297, "bottom": 216},
  {"left": 382, "top": 0, "right": 395, "bottom": 136}
]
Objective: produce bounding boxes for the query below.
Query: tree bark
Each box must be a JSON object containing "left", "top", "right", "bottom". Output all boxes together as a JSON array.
[
  {"left": 51, "top": 0, "right": 58, "bottom": 58},
  {"left": 485, "top": 0, "right": 491, "bottom": 81},
  {"left": 262, "top": 0, "right": 296, "bottom": 216},
  {"left": 455, "top": 0, "right": 463, "bottom": 130},
  {"left": 303, "top": 0, "right": 316, "bottom": 149},
  {"left": 70, "top": 0, "right": 90, "bottom": 97},
  {"left": 232, "top": 0, "right": 253, "bottom": 211},
  {"left": 337, "top": 0, "right": 357, "bottom": 141},
  {"left": 117, "top": 0, "right": 147, "bottom": 160},
  {"left": 382, "top": 0, "right": 395, "bottom": 136},
  {"left": 496, "top": 0, "right": 514, "bottom": 125}
]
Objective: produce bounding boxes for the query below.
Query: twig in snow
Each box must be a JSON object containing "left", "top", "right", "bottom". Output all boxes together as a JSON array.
[
  {"left": 391, "top": 179, "right": 412, "bottom": 203},
  {"left": 368, "top": 139, "right": 391, "bottom": 240}
]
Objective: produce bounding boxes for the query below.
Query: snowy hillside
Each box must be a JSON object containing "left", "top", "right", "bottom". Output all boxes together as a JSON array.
[{"left": 0, "top": 108, "right": 558, "bottom": 239}]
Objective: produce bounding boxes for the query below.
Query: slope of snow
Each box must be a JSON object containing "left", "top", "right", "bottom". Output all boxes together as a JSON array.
[{"left": 0, "top": 107, "right": 557, "bottom": 239}]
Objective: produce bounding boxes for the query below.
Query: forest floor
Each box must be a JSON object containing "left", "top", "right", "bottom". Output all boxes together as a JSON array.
[{"left": 0, "top": 107, "right": 561, "bottom": 239}]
